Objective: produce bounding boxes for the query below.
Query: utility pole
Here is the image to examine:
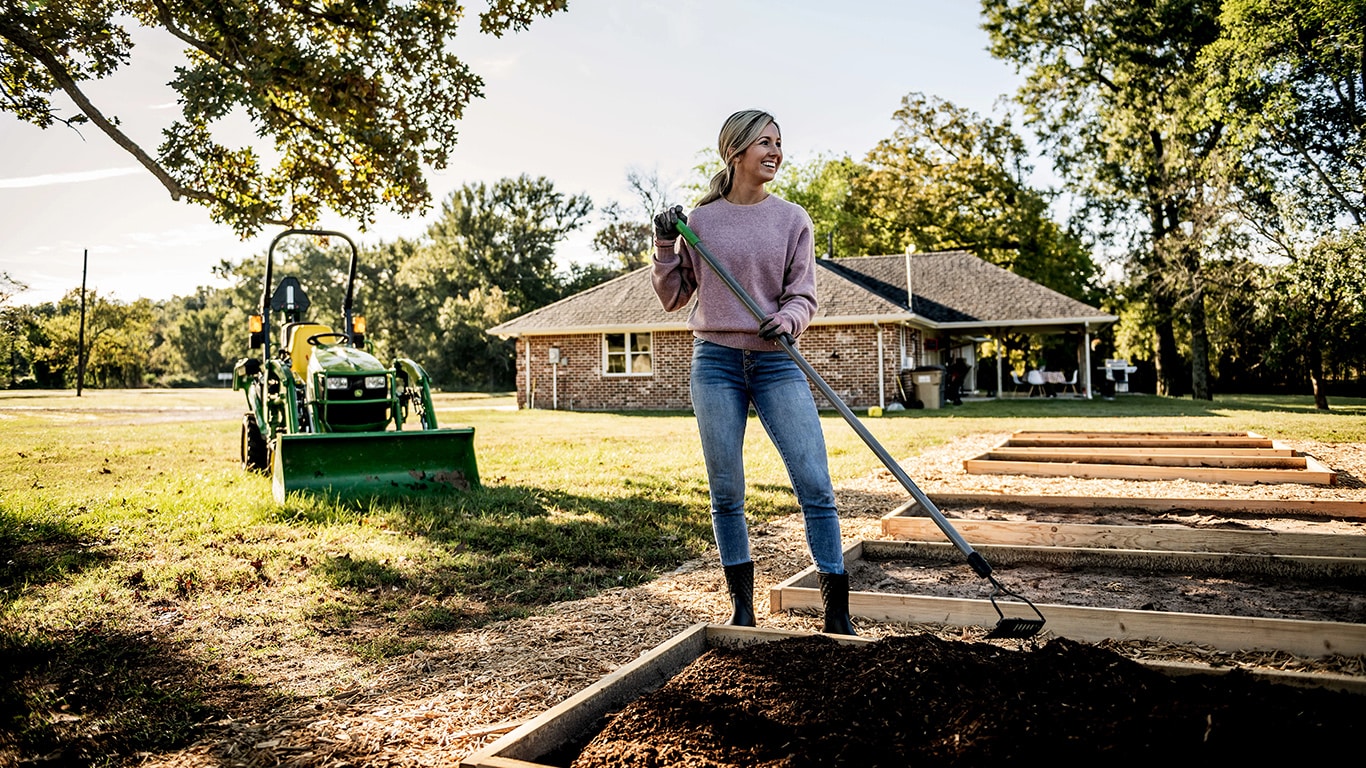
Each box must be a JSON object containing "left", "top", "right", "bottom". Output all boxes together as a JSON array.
[{"left": 77, "top": 249, "right": 87, "bottom": 397}]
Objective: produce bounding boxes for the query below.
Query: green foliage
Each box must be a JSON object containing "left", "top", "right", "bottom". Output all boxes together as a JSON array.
[
  {"left": 853, "top": 92, "right": 1099, "bottom": 300},
  {"left": 769, "top": 153, "right": 872, "bottom": 261},
  {"left": 156, "top": 288, "right": 234, "bottom": 384},
  {"left": 28, "top": 290, "right": 157, "bottom": 388},
  {"left": 983, "top": 0, "right": 1230, "bottom": 399},
  {"left": 421, "top": 174, "right": 594, "bottom": 313},
  {"left": 592, "top": 168, "right": 680, "bottom": 272},
  {"left": 1258, "top": 228, "right": 1366, "bottom": 408},
  {"left": 1203, "top": 0, "right": 1366, "bottom": 233},
  {"left": 0, "top": 0, "right": 570, "bottom": 236}
]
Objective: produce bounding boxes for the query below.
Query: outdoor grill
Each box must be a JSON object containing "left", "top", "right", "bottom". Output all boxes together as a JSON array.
[{"left": 1102, "top": 359, "right": 1138, "bottom": 393}]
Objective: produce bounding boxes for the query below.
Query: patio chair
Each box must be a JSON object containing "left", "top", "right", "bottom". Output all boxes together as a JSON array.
[
  {"left": 1026, "top": 369, "right": 1046, "bottom": 397},
  {"left": 1061, "top": 370, "right": 1080, "bottom": 395},
  {"left": 1009, "top": 372, "right": 1027, "bottom": 396}
]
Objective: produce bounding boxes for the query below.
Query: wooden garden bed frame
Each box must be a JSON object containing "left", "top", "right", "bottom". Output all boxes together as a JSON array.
[
  {"left": 459, "top": 623, "right": 1363, "bottom": 768},
  {"left": 771, "top": 540, "right": 1366, "bottom": 659},
  {"left": 880, "top": 498, "right": 1366, "bottom": 557},
  {"left": 963, "top": 431, "right": 1338, "bottom": 485},
  {"left": 921, "top": 493, "right": 1366, "bottom": 520}
]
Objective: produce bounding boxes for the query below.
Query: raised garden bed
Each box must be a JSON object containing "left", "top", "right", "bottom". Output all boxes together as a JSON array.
[
  {"left": 964, "top": 431, "right": 1338, "bottom": 485},
  {"left": 772, "top": 540, "right": 1366, "bottom": 658},
  {"left": 462, "top": 624, "right": 1364, "bottom": 768},
  {"left": 881, "top": 497, "right": 1366, "bottom": 556}
]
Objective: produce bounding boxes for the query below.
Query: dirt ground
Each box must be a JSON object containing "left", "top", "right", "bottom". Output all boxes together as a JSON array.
[{"left": 127, "top": 434, "right": 1366, "bottom": 767}]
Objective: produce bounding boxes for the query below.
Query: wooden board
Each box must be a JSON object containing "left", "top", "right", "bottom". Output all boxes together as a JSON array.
[
  {"left": 771, "top": 540, "right": 1366, "bottom": 659},
  {"left": 964, "top": 431, "right": 1337, "bottom": 485},
  {"left": 924, "top": 493, "right": 1366, "bottom": 520},
  {"left": 964, "top": 456, "right": 1337, "bottom": 485},
  {"left": 460, "top": 625, "right": 872, "bottom": 768},
  {"left": 1005, "top": 430, "right": 1275, "bottom": 448},
  {"left": 981, "top": 450, "right": 1308, "bottom": 468},
  {"left": 880, "top": 503, "right": 1366, "bottom": 558}
]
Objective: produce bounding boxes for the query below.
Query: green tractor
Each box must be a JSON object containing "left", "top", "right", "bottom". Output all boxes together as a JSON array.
[{"left": 233, "top": 228, "right": 480, "bottom": 503}]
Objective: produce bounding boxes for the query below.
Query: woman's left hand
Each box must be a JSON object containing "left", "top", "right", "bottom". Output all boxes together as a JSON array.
[{"left": 758, "top": 315, "right": 787, "bottom": 340}]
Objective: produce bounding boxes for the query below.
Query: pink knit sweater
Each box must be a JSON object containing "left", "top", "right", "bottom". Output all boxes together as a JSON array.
[{"left": 651, "top": 195, "right": 817, "bottom": 352}]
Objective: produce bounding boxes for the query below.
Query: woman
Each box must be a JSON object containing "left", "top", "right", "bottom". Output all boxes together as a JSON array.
[{"left": 651, "top": 109, "right": 855, "bottom": 635}]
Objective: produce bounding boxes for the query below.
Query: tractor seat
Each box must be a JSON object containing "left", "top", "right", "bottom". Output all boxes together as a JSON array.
[{"left": 281, "top": 322, "right": 334, "bottom": 382}]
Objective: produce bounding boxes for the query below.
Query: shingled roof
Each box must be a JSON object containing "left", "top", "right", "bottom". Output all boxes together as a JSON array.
[
  {"left": 488, "top": 249, "right": 1113, "bottom": 337},
  {"left": 820, "top": 252, "right": 1114, "bottom": 328}
]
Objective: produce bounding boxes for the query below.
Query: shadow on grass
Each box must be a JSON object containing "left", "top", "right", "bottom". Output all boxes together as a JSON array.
[
  {"left": 0, "top": 625, "right": 254, "bottom": 766},
  {"left": 0, "top": 512, "right": 113, "bottom": 606},
  {"left": 271, "top": 482, "right": 717, "bottom": 630}
]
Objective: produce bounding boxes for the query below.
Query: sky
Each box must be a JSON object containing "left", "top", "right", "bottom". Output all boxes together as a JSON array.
[{"left": 0, "top": 1, "right": 1027, "bottom": 306}]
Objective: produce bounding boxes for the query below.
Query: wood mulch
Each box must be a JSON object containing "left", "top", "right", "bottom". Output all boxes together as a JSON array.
[{"left": 134, "top": 434, "right": 1366, "bottom": 767}]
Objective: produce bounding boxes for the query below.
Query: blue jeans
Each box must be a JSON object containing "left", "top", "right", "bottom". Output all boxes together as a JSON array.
[{"left": 690, "top": 338, "right": 845, "bottom": 574}]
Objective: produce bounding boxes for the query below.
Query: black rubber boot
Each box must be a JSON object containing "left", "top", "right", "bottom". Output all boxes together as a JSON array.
[
  {"left": 722, "top": 561, "right": 756, "bottom": 627},
  {"left": 819, "top": 571, "right": 857, "bottom": 635}
]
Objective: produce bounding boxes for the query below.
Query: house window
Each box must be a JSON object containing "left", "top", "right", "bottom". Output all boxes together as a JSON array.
[{"left": 604, "top": 332, "right": 652, "bottom": 375}]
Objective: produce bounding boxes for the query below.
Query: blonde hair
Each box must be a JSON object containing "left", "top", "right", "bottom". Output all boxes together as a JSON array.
[{"left": 696, "top": 109, "right": 779, "bottom": 207}]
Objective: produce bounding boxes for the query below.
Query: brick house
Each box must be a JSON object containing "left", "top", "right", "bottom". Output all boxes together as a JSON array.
[{"left": 487, "top": 250, "right": 1116, "bottom": 411}]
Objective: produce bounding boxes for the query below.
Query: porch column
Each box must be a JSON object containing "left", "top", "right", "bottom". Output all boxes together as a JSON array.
[
  {"left": 995, "top": 336, "right": 1004, "bottom": 399},
  {"left": 1083, "top": 323, "right": 1093, "bottom": 399},
  {"left": 876, "top": 322, "right": 886, "bottom": 409}
]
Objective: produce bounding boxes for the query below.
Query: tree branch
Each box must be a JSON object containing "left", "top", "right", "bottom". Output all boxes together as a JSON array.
[{"left": 1, "top": 19, "right": 213, "bottom": 205}]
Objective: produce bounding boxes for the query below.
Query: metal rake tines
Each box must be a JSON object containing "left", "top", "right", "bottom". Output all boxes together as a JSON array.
[{"left": 983, "top": 575, "right": 1047, "bottom": 639}]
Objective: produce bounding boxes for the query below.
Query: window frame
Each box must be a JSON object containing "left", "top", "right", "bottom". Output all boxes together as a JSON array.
[{"left": 602, "top": 331, "right": 654, "bottom": 376}]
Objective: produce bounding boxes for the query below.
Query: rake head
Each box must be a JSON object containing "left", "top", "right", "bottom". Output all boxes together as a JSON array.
[{"left": 983, "top": 576, "right": 1047, "bottom": 639}]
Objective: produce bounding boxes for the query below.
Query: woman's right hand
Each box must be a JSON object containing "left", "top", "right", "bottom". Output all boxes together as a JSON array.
[{"left": 653, "top": 205, "right": 686, "bottom": 241}]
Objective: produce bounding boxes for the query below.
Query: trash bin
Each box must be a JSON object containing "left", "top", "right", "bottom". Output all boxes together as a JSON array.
[{"left": 911, "top": 367, "right": 943, "bottom": 410}]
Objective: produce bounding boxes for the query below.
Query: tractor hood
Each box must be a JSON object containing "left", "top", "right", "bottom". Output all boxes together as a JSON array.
[{"left": 308, "top": 343, "right": 386, "bottom": 374}]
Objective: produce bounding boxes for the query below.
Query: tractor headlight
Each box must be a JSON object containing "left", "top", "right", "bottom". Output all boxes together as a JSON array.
[
  {"left": 364, "top": 376, "right": 388, "bottom": 390},
  {"left": 325, "top": 376, "right": 350, "bottom": 390}
]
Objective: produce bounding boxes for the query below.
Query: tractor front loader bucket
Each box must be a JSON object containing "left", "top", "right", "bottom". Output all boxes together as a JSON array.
[{"left": 272, "top": 428, "right": 481, "bottom": 503}]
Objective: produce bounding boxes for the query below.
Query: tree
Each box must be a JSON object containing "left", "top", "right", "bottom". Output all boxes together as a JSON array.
[
  {"left": 33, "top": 290, "right": 157, "bottom": 387},
  {"left": 0, "top": 1, "right": 569, "bottom": 236},
  {"left": 592, "top": 168, "right": 679, "bottom": 272},
  {"left": 1204, "top": 0, "right": 1366, "bottom": 236},
  {"left": 1260, "top": 229, "right": 1366, "bottom": 409},
  {"left": 159, "top": 287, "right": 233, "bottom": 384},
  {"left": 419, "top": 175, "right": 593, "bottom": 313},
  {"left": 0, "top": 272, "right": 30, "bottom": 386},
  {"left": 984, "top": 0, "right": 1229, "bottom": 399},
  {"left": 769, "top": 154, "right": 872, "bottom": 261},
  {"left": 852, "top": 92, "right": 1098, "bottom": 300},
  {"left": 398, "top": 175, "right": 591, "bottom": 388}
]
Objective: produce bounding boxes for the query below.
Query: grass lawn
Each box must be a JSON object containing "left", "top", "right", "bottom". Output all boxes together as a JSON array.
[{"left": 1, "top": 388, "right": 1363, "bottom": 763}]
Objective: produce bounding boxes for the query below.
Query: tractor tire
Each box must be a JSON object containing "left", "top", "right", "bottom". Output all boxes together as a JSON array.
[{"left": 241, "top": 413, "right": 269, "bottom": 473}]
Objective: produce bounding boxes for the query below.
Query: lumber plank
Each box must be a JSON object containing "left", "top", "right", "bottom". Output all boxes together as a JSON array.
[
  {"left": 983, "top": 450, "right": 1308, "bottom": 469},
  {"left": 963, "top": 456, "right": 1336, "bottom": 485},
  {"left": 924, "top": 493, "right": 1366, "bottom": 519},
  {"left": 775, "top": 585, "right": 1366, "bottom": 657},
  {"left": 854, "top": 538, "right": 1366, "bottom": 579},
  {"left": 460, "top": 624, "right": 710, "bottom": 768},
  {"left": 1010, "top": 430, "right": 1259, "bottom": 439},
  {"left": 984, "top": 446, "right": 1298, "bottom": 457},
  {"left": 880, "top": 514, "right": 1366, "bottom": 558},
  {"left": 1006, "top": 433, "right": 1275, "bottom": 448}
]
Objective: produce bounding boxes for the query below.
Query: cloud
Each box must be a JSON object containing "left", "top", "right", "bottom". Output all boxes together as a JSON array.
[{"left": 0, "top": 167, "right": 142, "bottom": 189}]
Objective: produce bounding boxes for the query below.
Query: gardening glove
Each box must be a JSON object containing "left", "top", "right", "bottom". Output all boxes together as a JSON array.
[
  {"left": 653, "top": 205, "right": 686, "bottom": 242},
  {"left": 757, "top": 314, "right": 788, "bottom": 341}
]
